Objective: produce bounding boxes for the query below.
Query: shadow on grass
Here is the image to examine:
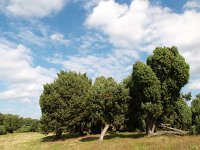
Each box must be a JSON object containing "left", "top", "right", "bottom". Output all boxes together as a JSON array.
[
  {"left": 41, "top": 133, "right": 86, "bottom": 142},
  {"left": 80, "top": 132, "right": 146, "bottom": 142}
]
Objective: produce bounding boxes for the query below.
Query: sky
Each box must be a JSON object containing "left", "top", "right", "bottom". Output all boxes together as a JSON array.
[{"left": 0, "top": 0, "right": 200, "bottom": 119}]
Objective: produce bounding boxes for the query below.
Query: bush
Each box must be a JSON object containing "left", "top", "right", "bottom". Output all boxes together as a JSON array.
[
  {"left": 0, "top": 125, "right": 6, "bottom": 135},
  {"left": 3, "top": 114, "right": 21, "bottom": 133},
  {"left": 18, "top": 125, "right": 32, "bottom": 132},
  {"left": 190, "top": 125, "right": 197, "bottom": 135}
]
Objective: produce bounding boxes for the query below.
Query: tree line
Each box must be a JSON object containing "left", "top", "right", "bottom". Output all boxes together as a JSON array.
[
  {"left": 0, "top": 113, "right": 39, "bottom": 135},
  {"left": 39, "top": 46, "right": 200, "bottom": 140}
]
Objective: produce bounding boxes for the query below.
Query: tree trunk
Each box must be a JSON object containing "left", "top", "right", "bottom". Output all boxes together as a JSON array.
[
  {"left": 146, "top": 118, "right": 156, "bottom": 135},
  {"left": 79, "top": 122, "right": 84, "bottom": 135},
  {"left": 149, "top": 131, "right": 189, "bottom": 136},
  {"left": 55, "top": 128, "right": 62, "bottom": 139},
  {"left": 99, "top": 124, "right": 109, "bottom": 141}
]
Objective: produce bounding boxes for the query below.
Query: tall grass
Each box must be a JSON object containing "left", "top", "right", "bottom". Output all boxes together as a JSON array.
[{"left": 0, "top": 132, "right": 200, "bottom": 150}]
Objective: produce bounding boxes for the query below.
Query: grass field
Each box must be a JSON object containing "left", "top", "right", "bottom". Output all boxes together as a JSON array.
[{"left": 0, "top": 132, "right": 200, "bottom": 150}]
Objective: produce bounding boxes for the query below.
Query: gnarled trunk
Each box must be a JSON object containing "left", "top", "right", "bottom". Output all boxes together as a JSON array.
[
  {"left": 146, "top": 118, "right": 156, "bottom": 135},
  {"left": 99, "top": 124, "right": 109, "bottom": 141}
]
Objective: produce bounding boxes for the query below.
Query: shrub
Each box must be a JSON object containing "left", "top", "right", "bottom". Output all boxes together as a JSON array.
[
  {"left": 190, "top": 125, "right": 197, "bottom": 135},
  {"left": 18, "top": 125, "right": 32, "bottom": 132},
  {"left": 0, "top": 125, "right": 6, "bottom": 135}
]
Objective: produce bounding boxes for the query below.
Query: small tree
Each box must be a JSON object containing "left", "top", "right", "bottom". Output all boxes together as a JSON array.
[
  {"left": 131, "top": 62, "right": 162, "bottom": 135},
  {"left": 87, "top": 77, "right": 129, "bottom": 141},
  {"left": 40, "top": 71, "right": 91, "bottom": 138}
]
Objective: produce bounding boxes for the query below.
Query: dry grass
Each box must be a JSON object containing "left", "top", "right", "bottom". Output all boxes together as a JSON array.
[{"left": 0, "top": 132, "right": 200, "bottom": 150}]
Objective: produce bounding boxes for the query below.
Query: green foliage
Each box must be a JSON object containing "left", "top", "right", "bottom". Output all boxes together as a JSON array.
[
  {"left": 174, "top": 99, "right": 192, "bottom": 130},
  {"left": 22, "top": 118, "right": 39, "bottom": 132},
  {"left": 181, "top": 92, "right": 192, "bottom": 102},
  {"left": 191, "top": 94, "right": 200, "bottom": 134},
  {"left": 87, "top": 76, "right": 130, "bottom": 130},
  {"left": 0, "top": 113, "right": 39, "bottom": 134},
  {"left": 3, "top": 114, "right": 22, "bottom": 133},
  {"left": 147, "top": 46, "right": 190, "bottom": 124},
  {"left": 18, "top": 125, "right": 32, "bottom": 132},
  {"left": 0, "top": 125, "right": 6, "bottom": 135},
  {"left": 131, "top": 62, "right": 162, "bottom": 134},
  {"left": 190, "top": 125, "right": 197, "bottom": 135},
  {"left": 0, "top": 113, "right": 4, "bottom": 125},
  {"left": 122, "top": 75, "right": 132, "bottom": 89},
  {"left": 40, "top": 71, "right": 92, "bottom": 137}
]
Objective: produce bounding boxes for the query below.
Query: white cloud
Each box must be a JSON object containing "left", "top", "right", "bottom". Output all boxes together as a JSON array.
[
  {"left": 50, "top": 33, "right": 70, "bottom": 46},
  {"left": 184, "top": 0, "right": 200, "bottom": 10},
  {"left": 85, "top": 0, "right": 200, "bottom": 90},
  {"left": 188, "top": 79, "right": 200, "bottom": 90},
  {"left": 2, "top": 20, "right": 70, "bottom": 48},
  {"left": 83, "top": 0, "right": 102, "bottom": 11},
  {"left": 49, "top": 49, "right": 139, "bottom": 81},
  {"left": 16, "top": 29, "right": 47, "bottom": 47},
  {"left": 1, "top": 0, "right": 68, "bottom": 18},
  {"left": 76, "top": 32, "right": 108, "bottom": 51},
  {"left": 0, "top": 40, "right": 56, "bottom": 103}
]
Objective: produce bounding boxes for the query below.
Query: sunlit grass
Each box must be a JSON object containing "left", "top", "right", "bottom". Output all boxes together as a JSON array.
[{"left": 0, "top": 132, "right": 200, "bottom": 150}]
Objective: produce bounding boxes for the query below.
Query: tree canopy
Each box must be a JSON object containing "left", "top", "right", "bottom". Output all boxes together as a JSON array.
[
  {"left": 147, "top": 46, "right": 190, "bottom": 124},
  {"left": 0, "top": 113, "right": 39, "bottom": 135},
  {"left": 40, "top": 71, "right": 92, "bottom": 138},
  {"left": 131, "top": 61, "right": 162, "bottom": 134},
  {"left": 87, "top": 76, "right": 130, "bottom": 140}
]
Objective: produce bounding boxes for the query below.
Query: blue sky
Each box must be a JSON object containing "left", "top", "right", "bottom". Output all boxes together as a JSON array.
[{"left": 0, "top": 0, "right": 200, "bottom": 119}]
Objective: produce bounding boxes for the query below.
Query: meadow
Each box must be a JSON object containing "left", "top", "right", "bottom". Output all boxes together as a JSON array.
[{"left": 0, "top": 132, "right": 200, "bottom": 150}]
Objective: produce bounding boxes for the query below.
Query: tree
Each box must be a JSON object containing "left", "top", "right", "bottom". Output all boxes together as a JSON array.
[
  {"left": 87, "top": 77, "right": 129, "bottom": 141},
  {"left": 147, "top": 46, "right": 189, "bottom": 124},
  {"left": 40, "top": 71, "right": 92, "bottom": 138},
  {"left": 131, "top": 62, "right": 162, "bottom": 135},
  {"left": 3, "top": 114, "right": 21, "bottom": 133},
  {"left": 122, "top": 75, "right": 140, "bottom": 131},
  {"left": 191, "top": 94, "right": 200, "bottom": 134}
]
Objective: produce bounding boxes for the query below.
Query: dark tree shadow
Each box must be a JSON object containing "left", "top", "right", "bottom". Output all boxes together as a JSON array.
[
  {"left": 80, "top": 136, "right": 99, "bottom": 142},
  {"left": 41, "top": 133, "right": 86, "bottom": 142},
  {"left": 80, "top": 132, "right": 146, "bottom": 142}
]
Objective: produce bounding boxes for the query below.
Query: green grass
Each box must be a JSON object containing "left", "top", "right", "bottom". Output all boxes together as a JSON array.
[{"left": 0, "top": 132, "right": 200, "bottom": 150}]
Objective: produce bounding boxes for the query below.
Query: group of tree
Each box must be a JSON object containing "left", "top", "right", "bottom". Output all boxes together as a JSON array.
[
  {"left": 40, "top": 72, "right": 129, "bottom": 140},
  {"left": 0, "top": 113, "right": 39, "bottom": 135},
  {"left": 39, "top": 46, "right": 200, "bottom": 140}
]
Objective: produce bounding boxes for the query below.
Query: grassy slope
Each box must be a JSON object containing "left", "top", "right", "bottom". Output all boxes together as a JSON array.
[{"left": 0, "top": 132, "right": 200, "bottom": 150}]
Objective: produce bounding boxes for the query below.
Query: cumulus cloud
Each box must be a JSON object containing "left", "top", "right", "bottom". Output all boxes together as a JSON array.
[
  {"left": 84, "top": 0, "right": 200, "bottom": 90},
  {"left": 0, "top": 40, "right": 56, "bottom": 103},
  {"left": 0, "top": 0, "right": 68, "bottom": 18}
]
